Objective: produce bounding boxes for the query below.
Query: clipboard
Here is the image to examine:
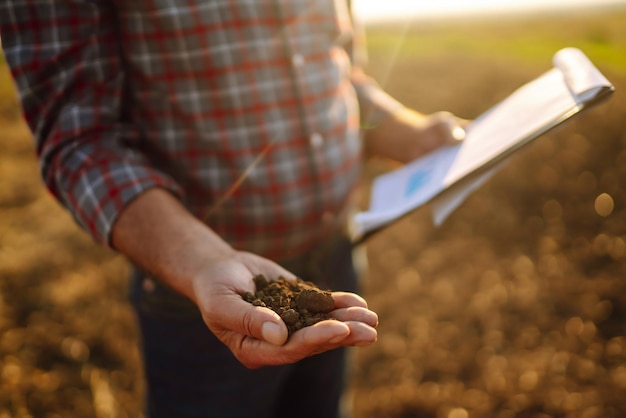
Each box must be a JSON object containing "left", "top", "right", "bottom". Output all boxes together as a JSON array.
[{"left": 351, "top": 47, "right": 615, "bottom": 245}]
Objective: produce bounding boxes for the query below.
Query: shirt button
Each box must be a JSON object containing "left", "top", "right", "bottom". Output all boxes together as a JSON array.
[
  {"left": 309, "top": 132, "right": 324, "bottom": 148},
  {"left": 292, "top": 54, "right": 305, "bottom": 67}
]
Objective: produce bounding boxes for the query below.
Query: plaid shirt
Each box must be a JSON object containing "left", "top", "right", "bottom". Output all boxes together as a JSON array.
[{"left": 1, "top": 0, "right": 401, "bottom": 259}]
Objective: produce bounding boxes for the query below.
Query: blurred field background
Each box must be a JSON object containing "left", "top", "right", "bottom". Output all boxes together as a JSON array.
[{"left": 2, "top": 6, "right": 626, "bottom": 418}]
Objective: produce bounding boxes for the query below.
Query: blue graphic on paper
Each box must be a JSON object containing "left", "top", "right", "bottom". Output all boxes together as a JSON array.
[{"left": 405, "top": 170, "right": 431, "bottom": 197}]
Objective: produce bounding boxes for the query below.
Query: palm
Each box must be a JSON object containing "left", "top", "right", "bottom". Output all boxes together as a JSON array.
[{"left": 190, "top": 251, "right": 378, "bottom": 369}]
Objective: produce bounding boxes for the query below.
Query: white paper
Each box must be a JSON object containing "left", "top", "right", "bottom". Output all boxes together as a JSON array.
[
  {"left": 554, "top": 47, "right": 612, "bottom": 104},
  {"left": 445, "top": 47, "right": 612, "bottom": 186},
  {"left": 443, "top": 68, "right": 578, "bottom": 186},
  {"left": 430, "top": 160, "right": 506, "bottom": 226},
  {"left": 352, "top": 145, "right": 460, "bottom": 235},
  {"left": 352, "top": 47, "right": 614, "bottom": 241}
]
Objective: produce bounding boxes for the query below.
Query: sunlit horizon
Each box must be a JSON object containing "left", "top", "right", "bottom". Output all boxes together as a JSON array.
[{"left": 353, "top": 0, "right": 626, "bottom": 21}]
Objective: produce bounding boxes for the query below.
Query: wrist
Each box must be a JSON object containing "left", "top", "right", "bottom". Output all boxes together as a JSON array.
[
  {"left": 111, "top": 187, "right": 236, "bottom": 300},
  {"left": 363, "top": 107, "right": 417, "bottom": 162}
]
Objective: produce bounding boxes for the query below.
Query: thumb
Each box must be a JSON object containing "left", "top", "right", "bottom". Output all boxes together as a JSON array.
[
  {"left": 261, "top": 317, "right": 289, "bottom": 345},
  {"left": 431, "top": 111, "right": 466, "bottom": 145},
  {"left": 206, "top": 294, "right": 289, "bottom": 346}
]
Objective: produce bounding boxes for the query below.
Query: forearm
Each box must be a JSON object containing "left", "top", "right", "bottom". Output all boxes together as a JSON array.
[
  {"left": 363, "top": 107, "right": 467, "bottom": 164},
  {"left": 350, "top": 70, "right": 444, "bottom": 162},
  {"left": 110, "top": 187, "right": 234, "bottom": 303},
  {"left": 350, "top": 67, "right": 465, "bottom": 163}
]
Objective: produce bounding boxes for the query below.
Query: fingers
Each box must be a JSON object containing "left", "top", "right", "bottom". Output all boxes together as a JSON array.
[
  {"left": 331, "top": 291, "right": 379, "bottom": 326},
  {"left": 431, "top": 111, "right": 467, "bottom": 144},
  {"left": 331, "top": 291, "right": 368, "bottom": 308},
  {"left": 335, "top": 320, "right": 378, "bottom": 347},
  {"left": 235, "top": 303, "right": 378, "bottom": 367},
  {"left": 230, "top": 320, "right": 350, "bottom": 368},
  {"left": 233, "top": 318, "right": 378, "bottom": 368},
  {"left": 212, "top": 290, "right": 376, "bottom": 349},
  {"left": 331, "top": 306, "right": 378, "bottom": 327},
  {"left": 448, "top": 119, "right": 467, "bottom": 142},
  {"left": 213, "top": 291, "right": 378, "bottom": 368},
  {"left": 287, "top": 319, "right": 377, "bottom": 351}
]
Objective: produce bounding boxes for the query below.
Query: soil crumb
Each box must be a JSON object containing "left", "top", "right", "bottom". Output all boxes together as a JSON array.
[{"left": 242, "top": 275, "right": 335, "bottom": 336}]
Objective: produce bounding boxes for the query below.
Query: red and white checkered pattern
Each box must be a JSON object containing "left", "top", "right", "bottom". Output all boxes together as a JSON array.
[{"left": 1, "top": 0, "right": 402, "bottom": 259}]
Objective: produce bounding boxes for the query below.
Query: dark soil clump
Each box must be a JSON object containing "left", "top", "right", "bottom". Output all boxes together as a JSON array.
[{"left": 242, "top": 275, "right": 335, "bottom": 336}]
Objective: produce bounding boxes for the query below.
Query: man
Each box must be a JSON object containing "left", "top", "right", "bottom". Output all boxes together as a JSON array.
[{"left": 0, "top": 1, "right": 465, "bottom": 417}]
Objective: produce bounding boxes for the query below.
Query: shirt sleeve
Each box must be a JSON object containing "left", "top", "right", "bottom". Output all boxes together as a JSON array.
[
  {"left": 347, "top": 7, "right": 405, "bottom": 127},
  {"left": 0, "top": 1, "right": 183, "bottom": 246}
]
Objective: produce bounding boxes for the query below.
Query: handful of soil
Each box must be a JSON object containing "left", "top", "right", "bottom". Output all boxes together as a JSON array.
[{"left": 241, "top": 275, "right": 336, "bottom": 336}]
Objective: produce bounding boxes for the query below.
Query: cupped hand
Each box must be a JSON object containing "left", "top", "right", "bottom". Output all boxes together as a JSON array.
[{"left": 190, "top": 250, "right": 378, "bottom": 369}]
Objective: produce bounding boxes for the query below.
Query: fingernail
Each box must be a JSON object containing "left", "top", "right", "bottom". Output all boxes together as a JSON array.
[
  {"left": 451, "top": 125, "right": 466, "bottom": 141},
  {"left": 262, "top": 322, "right": 286, "bottom": 346}
]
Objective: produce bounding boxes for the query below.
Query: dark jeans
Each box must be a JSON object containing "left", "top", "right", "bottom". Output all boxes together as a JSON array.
[{"left": 129, "top": 236, "right": 359, "bottom": 418}]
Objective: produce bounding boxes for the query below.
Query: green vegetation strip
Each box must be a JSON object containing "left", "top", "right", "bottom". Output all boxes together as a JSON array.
[{"left": 363, "top": 8, "right": 626, "bottom": 76}]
